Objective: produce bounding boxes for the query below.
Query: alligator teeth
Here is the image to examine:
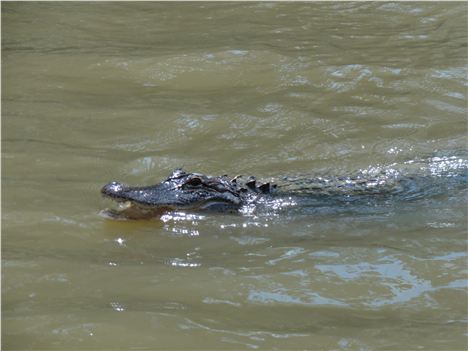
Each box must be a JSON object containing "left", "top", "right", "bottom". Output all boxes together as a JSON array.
[{"left": 118, "top": 201, "right": 133, "bottom": 210}]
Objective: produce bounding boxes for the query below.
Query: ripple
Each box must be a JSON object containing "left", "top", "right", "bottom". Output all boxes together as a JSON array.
[
  {"left": 203, "top": 297, "right": 241, "bottom": 307},
  {"left": 165, "top": 258, "right": 202, "bottom": 268},
  {"left": 315, "top": 257, "right": 435, "bottom": 307},
  {"left": 247, "top": 290, "right": 347, "bottom": 307}
]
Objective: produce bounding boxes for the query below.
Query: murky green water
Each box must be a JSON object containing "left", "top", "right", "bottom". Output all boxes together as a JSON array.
[{"left": 2, "top": 2, "right": 468, "bottom": 350}]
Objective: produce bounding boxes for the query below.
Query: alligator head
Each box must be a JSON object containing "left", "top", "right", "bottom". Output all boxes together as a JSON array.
[{"left": 100, "top": 169, "right": 274, "bottom": 219}]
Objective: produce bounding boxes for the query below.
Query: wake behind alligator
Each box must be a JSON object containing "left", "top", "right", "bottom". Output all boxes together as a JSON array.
[{"left": 100, "top": 153, "right": 468, "bottom": 220}]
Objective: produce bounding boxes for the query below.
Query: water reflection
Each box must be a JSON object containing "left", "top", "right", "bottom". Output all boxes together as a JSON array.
[
  {"left": 248, "top": 290, "right": 347, "bottom": 307},
  {"left": 110, "top": 302, "right": 125, "bottom": 312},
  {"left": 161, "top": 212, "right": 204, "bottom": 236},
  {"left": 316, "top": 257, "right": 431, "bottom": 306},
  {"left": 166, "top": 258, "right": 201, "bottom": 268}
]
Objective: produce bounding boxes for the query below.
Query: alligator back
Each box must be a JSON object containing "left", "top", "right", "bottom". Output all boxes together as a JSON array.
[{"left": 263, "top": 153, "right": 468, "bottom": 208}]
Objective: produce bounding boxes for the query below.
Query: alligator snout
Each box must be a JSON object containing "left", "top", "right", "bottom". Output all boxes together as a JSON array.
[{"left": 101, "top": 181, "right": 127, "bottom": 198}]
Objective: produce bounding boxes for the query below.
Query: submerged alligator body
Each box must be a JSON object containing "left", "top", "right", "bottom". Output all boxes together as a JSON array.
[{"left": 101, "top": 156, "right": 467, "bottom": 220}]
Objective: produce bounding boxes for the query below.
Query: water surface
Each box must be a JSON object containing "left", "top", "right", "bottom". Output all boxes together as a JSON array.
[{"left": 2, "top": 2, "right": 468, "bottom": 350}]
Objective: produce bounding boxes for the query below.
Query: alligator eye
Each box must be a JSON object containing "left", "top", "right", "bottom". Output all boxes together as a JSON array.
[{"left": 186, "top": 177, "right": 202, "bottom": 186}]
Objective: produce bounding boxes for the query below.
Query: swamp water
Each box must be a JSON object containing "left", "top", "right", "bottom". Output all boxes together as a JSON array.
[{"left": 2, "top": 2, "right": 468, "bottom": 350}]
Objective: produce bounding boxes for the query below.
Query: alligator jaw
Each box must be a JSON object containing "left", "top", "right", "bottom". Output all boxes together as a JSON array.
[
  {"left": 100, "top": 183, "right": 176, "bottom": 219},
  {"left": 100, "top": 201, "right": 174, "bottom": 220}
]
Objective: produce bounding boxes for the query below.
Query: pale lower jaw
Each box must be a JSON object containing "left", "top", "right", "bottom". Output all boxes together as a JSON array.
[{"left": 100, "top": 201, "right": 173, "bottom": 220}]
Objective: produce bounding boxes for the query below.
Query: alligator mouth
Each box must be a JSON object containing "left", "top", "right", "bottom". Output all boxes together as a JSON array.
[
  {"left": 100, "top": 196, "right": 241, "bottom": 220},
  {"left": 100, "top": 187, "right": 176, "bottom": 219},
  {"left": 100, "top": 200, "right": 175, "bottom": 220}
]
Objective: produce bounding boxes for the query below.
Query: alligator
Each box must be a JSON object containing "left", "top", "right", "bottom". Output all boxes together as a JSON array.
[
  {"left": 101, "top": 156, "right": 467, "bottom": 220},
  {"left": 101, "top": 168, "right": 276, "bottom": 219}
]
